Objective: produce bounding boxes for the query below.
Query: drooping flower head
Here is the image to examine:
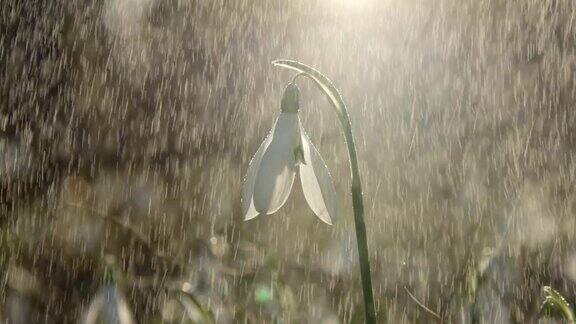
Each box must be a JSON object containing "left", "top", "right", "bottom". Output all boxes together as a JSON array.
[{"left": 242, "top": 83, "right": 337, "bottom": 225}]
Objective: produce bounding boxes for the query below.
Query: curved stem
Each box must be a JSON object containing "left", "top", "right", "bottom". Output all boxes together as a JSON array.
[{"left": 272, "top": 60, "right": 380, "bottom": 323}]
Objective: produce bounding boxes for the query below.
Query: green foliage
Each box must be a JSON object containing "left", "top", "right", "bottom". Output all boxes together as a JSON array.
[{"left": 541, "top": 286, "right": 575, "bottom": 322}]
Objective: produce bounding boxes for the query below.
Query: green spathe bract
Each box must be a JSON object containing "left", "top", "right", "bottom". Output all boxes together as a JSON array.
[{"left": 267, "top": 60, "right": 379, "bottom": 322}]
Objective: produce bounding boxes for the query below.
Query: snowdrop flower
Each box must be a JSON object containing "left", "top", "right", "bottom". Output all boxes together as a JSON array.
[
  {"left": 82, "top": 285, "right": 134, "bottom": 324},
  {"left": 242, "top": 83, "right": 337, "bottom": 224}
]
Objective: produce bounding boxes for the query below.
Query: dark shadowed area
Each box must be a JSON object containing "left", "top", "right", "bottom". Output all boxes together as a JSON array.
[{"left": 1, "top": 0, "right": 576, "bottom": 322}]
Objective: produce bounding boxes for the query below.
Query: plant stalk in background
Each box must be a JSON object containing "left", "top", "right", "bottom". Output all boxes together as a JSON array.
[{"left": 271, "top": 60, "right": 379, "bottom": 323}]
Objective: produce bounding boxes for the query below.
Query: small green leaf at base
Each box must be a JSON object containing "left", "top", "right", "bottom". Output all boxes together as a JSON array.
[{"left": 541, "top": 286, "right": 575, "bottom": 322}]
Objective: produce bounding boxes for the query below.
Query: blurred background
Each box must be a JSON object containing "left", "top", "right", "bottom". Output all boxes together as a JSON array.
[{"left": 1, "top": 0, "right": 576, "bottom": 322}]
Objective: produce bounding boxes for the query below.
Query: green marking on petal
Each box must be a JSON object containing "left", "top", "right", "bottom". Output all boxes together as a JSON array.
[{"left": 294, "top": 145, "right": 306, "bottom": 165}]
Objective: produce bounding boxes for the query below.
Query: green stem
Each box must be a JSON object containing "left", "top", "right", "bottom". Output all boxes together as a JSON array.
[
  {"left": 341, "top": 112, "right": 377, "bottom": 324},
  {"left": 272, "top": 60, "right": 379, "bottom": 323}
]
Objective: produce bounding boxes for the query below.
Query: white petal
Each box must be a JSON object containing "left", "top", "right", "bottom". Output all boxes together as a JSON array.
[
  {"left": 299, "top": 124, "right": 337, "bottom": 225},
  {"left": 241, "top": 121, "right": 277, "bottom": 220},
  {"left": 253, "top": 113, "right": 300, "bottom": 214}
]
